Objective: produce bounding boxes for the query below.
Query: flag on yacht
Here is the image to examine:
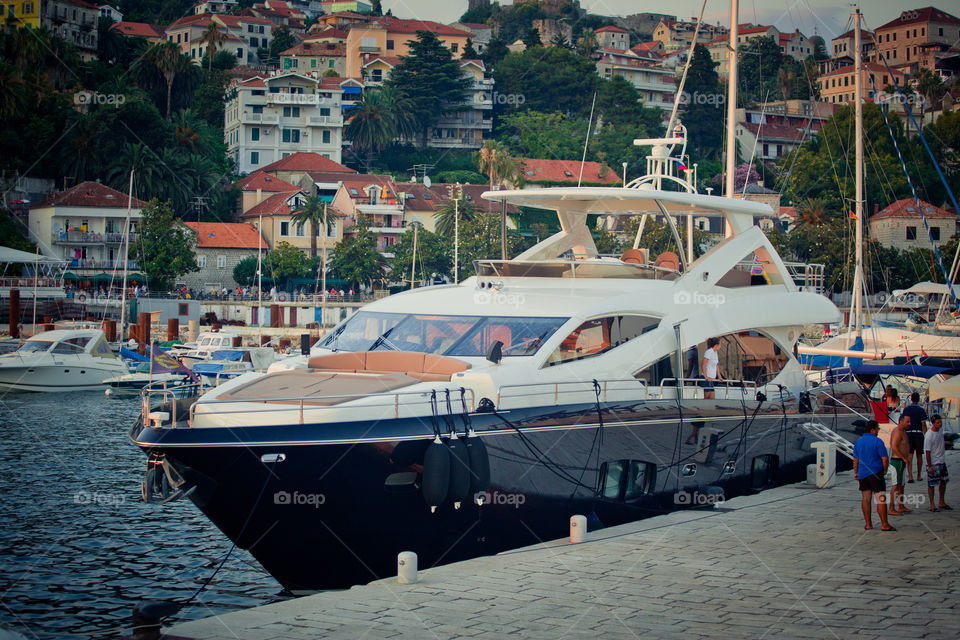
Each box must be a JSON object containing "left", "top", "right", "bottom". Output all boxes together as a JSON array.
[{"left": 150, "top": 345, "right": 198, "bottom": 381}]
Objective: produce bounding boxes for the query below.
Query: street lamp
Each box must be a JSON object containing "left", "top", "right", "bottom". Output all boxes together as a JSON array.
[{"left": 448, "top": 183, "right": 463, "bottom": 284}]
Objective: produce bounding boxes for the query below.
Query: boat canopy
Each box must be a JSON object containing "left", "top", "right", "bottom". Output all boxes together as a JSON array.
[
  {"left": 209, "top": 350, "right": 248, "bottom": 361},
  {"left": 852, "top": 364, "right": 947, "bottom": 379},
  {"left": 892, "top": 281, "right": 955, "bottom": 297},
  {"left": 120, "top": 346, "right": 148, "bottom": 362},
  {"left": 0, "top": 246, "right": 64, "bottom": 264}
]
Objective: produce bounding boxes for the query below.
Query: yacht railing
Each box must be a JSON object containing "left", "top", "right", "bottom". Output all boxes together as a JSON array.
[
  {"left": 496, "top": 378, "right": 648, "bottom": 408},
  {"left": 656, "top": 378, "right": 758, "bottom": 401},
  {"left": 183, "top": 388, "right": 477, "bottom": 428}
]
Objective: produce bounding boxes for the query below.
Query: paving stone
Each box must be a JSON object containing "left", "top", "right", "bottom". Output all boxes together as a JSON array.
[{"left": 170, "top": 451, "right": 960, "bottom": 640}]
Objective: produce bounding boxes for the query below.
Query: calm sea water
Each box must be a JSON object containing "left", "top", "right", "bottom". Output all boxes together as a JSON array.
[{"left": 0, "top": 391, "right": 284, "bottom": 639}]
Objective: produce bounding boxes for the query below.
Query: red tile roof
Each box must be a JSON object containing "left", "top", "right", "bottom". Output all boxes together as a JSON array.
[
  {"left": 741, "top": 122, "right": 807, "bottom": 142},
  {"left": 306, "top": 170, "right": 373, "bottom": 184},
  {"left": 38, "top": 181, "right": 145, "bottom": 208},
  {"left": 259, "top": 152, "right": 355, "bottom": 174},
  {"left": 362, "top": 55, "right": 402, "bottom": 68},
  {"left": 820, "top": 61, "right": 903, "bottom": 77},
  {"left": 280, "top": 41, "right": 345, "bottom": 57},
  {"left": 305, "top": 27, "right": 348, "bottom": 39},
  {"left": 215, "top": 13, "right": 274, "bottom": 27},
  {"left": 113, "top": 22, "right": 164, "bottom": 39},
  {"left": 595, "top": 25, "right": 629, "bottom": 34},
  {"left": 779, "top": 206, "right": 798, "bottom": 220},
  {"left": 238, "top": 171, "right": 301, "bottom": 193},
  {"left": 518, "top": 159, "right": 620, "bottom": 185},
  {"left": 168, "top": 14, "right": 212, "bottom": 29},
  {"left": 632, "top": 41, "right": 663, "bottom": 51},
  {"left": 871, "top": 198, "right": 956, "bottom": 220},
  {"left": 240, "top": 191, "right": 303, "bottom": 218},
  {"left": 459, "top": 185, "right": 520, "bottom": 213},
  {"left": 457, "top": 22, "right": 491, "bottom": 30},
  {"left": 834, "top": 28, "right": 874, "bottom": 41},
  {"left": 375, "top": 16, "right": 472, "bottom": 37},
  {"left": 184, "top": 222, "right": 265, "bottom": 249},
  {"left": 877, "top": 7, "right": 960, "bottom": 31},
  {"left": 739, "top": 25, "right": 775, "bottom": 36}
]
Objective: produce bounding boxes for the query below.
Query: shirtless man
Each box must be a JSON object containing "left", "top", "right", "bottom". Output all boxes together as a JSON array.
[{"left": 889, "top": 415, "right": 913, "bottom": 515}]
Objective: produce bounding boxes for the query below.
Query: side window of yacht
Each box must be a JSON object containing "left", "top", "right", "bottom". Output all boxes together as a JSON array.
[
  {"left": 692, "top": 331, "right": 789, "bottom": 385},
  {"left": 634, "top": 355, "right": 674, "bottom": 386},
  {"left": 545, "top": 315, "right": 659, "bottom": 366},
  {"left": 599, "top": 460, "right": 657, "bottom": 501},
  {"left": 93, "top": 339, "right": 113, "bottom": 357},
  {"left": 199, "top": 338, "right": 211, "bottom": 346},
  {"left": 52, "top": 337, "right": 90, "bottom": 354}
]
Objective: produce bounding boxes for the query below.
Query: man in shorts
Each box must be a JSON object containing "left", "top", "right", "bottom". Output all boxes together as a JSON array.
[
  {"left": 901, "top": 392, "right": 927, "bottom": 482},
  {"left": 925, "top": 415, "right": 951, "bottom": 512},
  {"left": 700, "top": 337, "right": 722, "bottom": 400},
  {"left": 852, "top": 420, "right": 894, "bottom": 531},
  {"left": 888, "top": 414, "right": 912, "bottom": 515}
]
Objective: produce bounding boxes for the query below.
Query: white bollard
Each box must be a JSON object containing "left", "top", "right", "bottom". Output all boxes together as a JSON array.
[
  {"left": 397, "top": 551, "right": 418, "bottom": 584},
  {"left": 570, "top": 514, "right": 587, "bottom": 544}
]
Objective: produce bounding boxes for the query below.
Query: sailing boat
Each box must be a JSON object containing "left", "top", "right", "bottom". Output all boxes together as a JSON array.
[{"left": 801, "top": 12, "right": 960, "bottom": 364}]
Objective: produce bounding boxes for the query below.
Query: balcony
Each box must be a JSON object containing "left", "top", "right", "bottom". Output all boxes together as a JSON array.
[
  {"left": 105, "top": 232, "right": 137, "bottom": 245},
  {"left": 65, "top": 258, "right": 141, "bottom": 271},
  {"left": 428, "top": 137, "right": 483, "bottom": 149},
  {"left": 241, "top": 113, "right": 280, "bottom": 125},
  {"left": 308, "top": 115, "right": 343, "bottom": 126},
  {"left": 53, "top": 231, "right": 105, "bottom": 245}
]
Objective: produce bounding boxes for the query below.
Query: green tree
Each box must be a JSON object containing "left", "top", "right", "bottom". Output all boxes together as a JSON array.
[
  {"left": 262, "top": 26, "right": 297, "bottom": 66},
  {"left": 290, "top": 195, "right": 326, "bottom": 259},
  {"left": 576, "top": 28, "right": 598, "bottom": 57},
  {"left": 681, "top": 44, "right": 723, "bottom": 156},
  {"left": 389, "top": 223, "right": 453, "bottom": 284},
  {"left": 264, "top": 241, "right": 311, "bottom": 286},
  {"left": 738, "top": 36, "right": 785, "bottom": 103},
  {"left": 384, "top": 31, "right": 471, "bottom": 148},
  {"left": 130, "top": 199, "right": 199, "bottom": 291},
  {"left": 462, "top": 37, "right": 479, "bottom": 59},
  {"left": 476, "top": 140, "right": 520, "bottom": 189},
  {"left": 493, "top": 46, "right": 598, "bottom": 117},
  {"left": 913, "top": 67, "right": 945, "bottom": 125},
  {"left": 482, "top": 36, "right": 509, "bottom": 67},
  {"left": 200, "top": 21, "right": 228, "bottom": 71},
  {"left": 434, "top": 194, "right": 478, "bottom": 237},
  {"left": 137, "top": 41, "right": 191, "bottom": 120},
  {"left": 522, "top": 27, "right": 542, "bottom": 49},
  {"left": 233, "top": 255, "right": 258, "bottom": 286},
  {"left": 329, "top": 217, "right": 385, "bottom": 288},
  {"left": 497, "top": 111, "right": 585, "bottom": 159},
  {"left": 346, "top": 88, "right": 407, "bottom": 158}
]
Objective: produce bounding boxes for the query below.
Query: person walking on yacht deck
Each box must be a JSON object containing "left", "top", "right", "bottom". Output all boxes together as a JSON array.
[{"left": 701, "top": 337, "right": 722, "bottom": 400}]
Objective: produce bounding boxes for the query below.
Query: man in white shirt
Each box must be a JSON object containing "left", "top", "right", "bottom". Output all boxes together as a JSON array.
[
  {"left": 925, "top": 414, "right": 951, "bottom": 511},
  {"left": 700, "top": 337, "right": 723, "bottom": 400}
]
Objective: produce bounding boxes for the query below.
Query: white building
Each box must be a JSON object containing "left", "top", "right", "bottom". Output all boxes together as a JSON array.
[
  {"left": 428, "top": 59, "right": 493, "bottom": 150},
  {"left": 98, "top": 4, "right": 123, "bottom": 22},
  {"left": 194, "top": 0, "right": 239, "bottom": 14},
  {"left": 28, "top": 181, "right": 144, "bottom": 277},
  {"left": 225, "top": 72, "right": 345, "bottom": 175},
  {"left": 596, "top": 48, "right": 676, "bottom": 112}
]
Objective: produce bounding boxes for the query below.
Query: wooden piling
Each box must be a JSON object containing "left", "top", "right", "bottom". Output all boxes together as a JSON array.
[{"left": 9, "top": 289, "right": 19, "bottom": 338}]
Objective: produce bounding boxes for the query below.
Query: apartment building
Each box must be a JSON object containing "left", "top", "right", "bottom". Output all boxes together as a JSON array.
[
  {"left": 596, "top": 48, "right": 676, "bottom": 112},
  {"left": 165, "top": 13, "right": 272, "bottom": 65},
  {"left": 818, "top": 62, "right": 906, "bottom": 104},
  {"left": 0, "top": 0, "right": 40, "bottom": 29},
  {"left": 652, "top": 18, "right": 727, "bottom": 53},
  {"left": 225, "top": 72, "right": 345, "bottom": 174},
  {"left": 194, "top": 0, "right": 238, "bottom": 14},
  {"left": 40, "top": 0, "right": 100, "bottom": 59},
  {"left": 181, "top": 222, "right": 267, "bottom": 291},
  {"left": 595, "top": 25, "right": 630, "bottom": 50},
  {"left": 874, "top": 6, "right": 960, "bottom": 74},
  {"left": 344, "top": 17, "right": 472, "bottom": 77},
  {"left": 28, "top": 181, "right": 144, "bottom": 276},
  {"left": 279, "top": 41, "right": 346, "bottom": 75}
]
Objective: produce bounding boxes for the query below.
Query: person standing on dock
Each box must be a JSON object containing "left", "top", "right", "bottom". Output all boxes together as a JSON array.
[
  {"left": 901, "top": 392, "right": 928, "bottom": 482},
  {"left": 924, "top": 415, "right": 951, "bottom": 512},
  {"left": 888, "top": 415, "right": 912, "bottom": 516},
  {"left": 853, "top": 420, "right": 895, "bottom": 531}
]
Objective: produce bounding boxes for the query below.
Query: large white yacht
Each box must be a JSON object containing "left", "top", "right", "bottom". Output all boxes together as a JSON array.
[
  {"left": 130, "top": 128, "right": 870, "bottom": 593},
  {"left": 0, "top": 329, "right": 130, "bottom": 392}
]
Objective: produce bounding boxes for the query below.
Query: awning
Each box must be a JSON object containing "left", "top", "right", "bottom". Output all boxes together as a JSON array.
[
  {"left": 0, "top": 246, "right": 65, "bottom": 264},
  {"left": 209, "top": 350, "right": 246, "bottom": 361},
  {"left": 92, "top": 273, "right": 115, "bottom": 282},
  {"left": 62, "top": 272, "right": 80, "bottom": 280},
  {"left": 852, "top": 364, "right": 946, "bottom": 379},
  {"left": 892, "top": 281, "right": 955, "bottom": 297}
]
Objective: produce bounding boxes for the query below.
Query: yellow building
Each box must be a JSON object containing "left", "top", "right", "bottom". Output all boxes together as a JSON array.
[{"left": 1, "top": 1, "right": 40, "bottom": 29}]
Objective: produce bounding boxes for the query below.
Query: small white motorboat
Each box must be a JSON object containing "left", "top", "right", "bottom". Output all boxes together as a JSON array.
[{"left": 0, "top": 329, "right": 130, "bottom": 392}]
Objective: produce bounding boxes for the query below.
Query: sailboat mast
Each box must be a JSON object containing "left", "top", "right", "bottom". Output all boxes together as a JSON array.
[
  {"left": 723, "top": 0, "right": 739, "bottom": 236},
  {"left": 409, "top": 223, "right": 418, "bottom": 291},
  {"left": 119, "top": 169, "right": 133, "bottom": 342},
  {"left": 258, "top": 212, "right": 263, "bottom": 343},
  {"left": 854, "top": 10, "right": 864, "bottom": 338}
]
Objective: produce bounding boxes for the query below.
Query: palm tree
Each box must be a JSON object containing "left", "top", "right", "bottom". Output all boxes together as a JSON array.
[
  {"left": 777, "top": 67, "right": 796, "bottom": 100},
  {"left": 106, "top": 142, "right": 162, "bottom": 198},
  {"left": 139, "top": 41, "right": 189, "bottom": 120},
  {"left": 345, "top": 89, "right": 398, "bottom": 159},
  {"left": 798, "top": 197, "right": 828, "bottom": 226},
  {"left": 0, "top": 61, "right": 28, "bottom": 119},
  {"left": 201, "top": 21, "right": 228, "bottom": 71},
  {"left": 475, "top": 140, "right": 518, "bottom": 191},
  {"left": 577, "top": 29, "right": 598, "bottom": 58},
  {"left": 291, "top": 195, "right": 327, "bottom": 259},
  {"left": 912, "top": 67, "right": 944, "bottom": 127},
  {"left": 434, "top": 196, "right": 477, "bottom": 237}
]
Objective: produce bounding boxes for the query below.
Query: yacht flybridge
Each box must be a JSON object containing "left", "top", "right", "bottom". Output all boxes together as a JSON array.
[{"left": 130, "top": 128, "right": 867, "bottom": 593}]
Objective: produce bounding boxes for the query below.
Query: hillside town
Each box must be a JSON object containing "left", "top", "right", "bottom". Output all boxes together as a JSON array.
[{"left": 1, "top": 0, "right": 959, "bottom": 298}]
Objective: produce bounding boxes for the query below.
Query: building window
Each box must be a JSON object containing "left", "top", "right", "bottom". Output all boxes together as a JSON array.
[
  {"left": 328, "top": 59, "right": 335, "bottom": 69},
  {"left": 198, "top": 255, "right": 207, "bottom": 268},
  {"left": 371, "top": 69, "right": 382, "bottom": 82},
  {"left": 295, "top": 223, "right": 305, "bottom": 237},
  {"left": 451, "top": 42, "right": 459, "bottom": 53},
  {"left": 250, "top": 151, "right": 259, "bottom": 165},
  {"left": 906, "top": 226, "right": 917, "bottom": 240},
  {"left": 280, "top": 221, "right": 289, "bottom": 236},
  {"left": 282, "top": 129, "right": 300, "bottom": 143},
  {"left": 282, "top": 106, "right": 301, "bottom": 117},
  {"left": 931, "top": 227, "right": 941, "bottom": 241},
  {"left": 217, "top": 255, "right": 226, "bottom": 268},
  {"left": 322, "top": 130, "right": 330, "bottom": 144},
  {"left": 251, "top": 127, "right": 260, "bottom": 141},
  {"left": 386, "top": 39, "right": 394, "bottom": 50},
  {"left": 252, "top": 105, "right": 263, "bottom": 114}
]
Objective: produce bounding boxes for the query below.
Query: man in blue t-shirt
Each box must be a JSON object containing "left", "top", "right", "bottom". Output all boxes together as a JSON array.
[
  {"left": 901, "top": 392, "right": 928, "bottom": 482},
  {"left": 852, "top": 420, "right": 894, "bottom": 531}
]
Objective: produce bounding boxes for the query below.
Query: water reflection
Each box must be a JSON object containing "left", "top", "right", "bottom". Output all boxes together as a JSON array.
[{"left": 0, "top": 392, "right": 282, "bottom": 638}]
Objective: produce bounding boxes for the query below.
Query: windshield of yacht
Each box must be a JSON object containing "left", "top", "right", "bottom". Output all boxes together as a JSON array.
[
  {"left": 17, "top": 341, "right": 54, "bottom": 353},
  {"left": 320, "top": 312, "right": 568, "bottom": 357}
]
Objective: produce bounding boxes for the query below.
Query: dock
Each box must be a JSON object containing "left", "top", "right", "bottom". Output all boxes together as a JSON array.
[{"left": 170, "top": 451, "right": 960, "bottom": 639}]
